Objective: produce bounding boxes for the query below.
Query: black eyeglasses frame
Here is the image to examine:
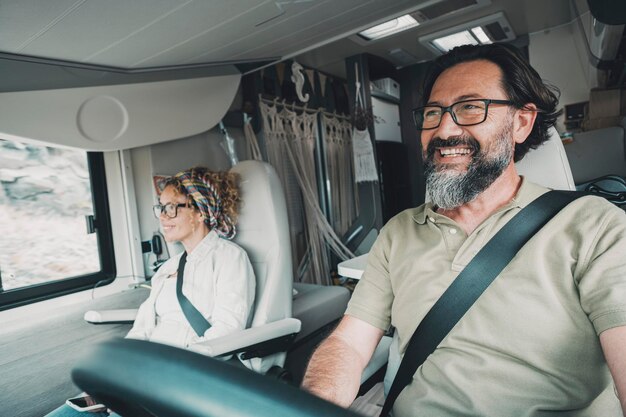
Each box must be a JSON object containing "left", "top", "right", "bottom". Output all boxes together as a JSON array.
[
  {"left": 413, "top": 99, "right": 515, "bottom": 130},
  {"left": 153, "top": 203, "right": 189, "bottom": 219}
]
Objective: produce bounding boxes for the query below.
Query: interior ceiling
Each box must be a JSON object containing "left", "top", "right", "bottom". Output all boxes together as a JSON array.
[
  {"left": 0, "top": 0, "right": 426, "bottom": 71},
  {"left": 296, "top": 0, "right": 575, "bottom": 78},
  {"left": 0, "top": 0, "right": 578, "bottom": 84}
]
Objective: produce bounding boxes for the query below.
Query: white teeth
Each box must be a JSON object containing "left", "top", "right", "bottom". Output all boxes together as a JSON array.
[{"left": 440, "top": 148, "right": 471, "bottom": 156}]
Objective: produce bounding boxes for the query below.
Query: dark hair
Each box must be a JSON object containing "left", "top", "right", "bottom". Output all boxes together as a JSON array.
[{"left": 422, "top": 44, "right": 561, "bottom": 162}]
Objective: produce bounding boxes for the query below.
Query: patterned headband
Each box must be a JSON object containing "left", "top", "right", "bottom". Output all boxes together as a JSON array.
[{"left": 174, "top": 170, "right": 236, "bottom": 240}]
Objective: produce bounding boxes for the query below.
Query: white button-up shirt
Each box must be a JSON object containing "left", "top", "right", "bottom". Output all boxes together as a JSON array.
[{"left": 126, "top": 230, "right": 255, "bottom": 349}]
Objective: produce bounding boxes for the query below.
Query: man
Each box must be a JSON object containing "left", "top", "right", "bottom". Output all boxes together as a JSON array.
[{"left": 302, "top": 44, "right": 626, "bottom": 416}]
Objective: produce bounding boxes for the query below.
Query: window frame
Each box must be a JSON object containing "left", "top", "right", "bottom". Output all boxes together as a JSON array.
[{"left": 0, "top": 152, "right": 116, "bottom": 311}]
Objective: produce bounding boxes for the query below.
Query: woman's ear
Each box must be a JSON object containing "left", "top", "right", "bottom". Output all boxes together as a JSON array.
[
  {"left": 193, "top": 209, "right": 205, "bottom": 224},
  {"left": 513, "top": 103, "right": 538, "bottom": 144}
]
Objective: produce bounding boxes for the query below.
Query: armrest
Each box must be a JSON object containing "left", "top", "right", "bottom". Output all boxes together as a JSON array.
[
  {"left": 188, "top": 317, "right": 301, "bottom": 358},
  {"left": 84, "top": 309, "right": 139, "bottom": 324}
]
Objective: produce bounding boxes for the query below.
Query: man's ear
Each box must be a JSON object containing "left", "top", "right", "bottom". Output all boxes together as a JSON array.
[{"left": 513, "top": 103, "right": 538, "bottom": 144}]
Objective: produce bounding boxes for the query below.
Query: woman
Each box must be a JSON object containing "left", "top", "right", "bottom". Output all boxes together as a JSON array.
[{"left": 46, "top": 167, "right": 256, "bottom": 417}]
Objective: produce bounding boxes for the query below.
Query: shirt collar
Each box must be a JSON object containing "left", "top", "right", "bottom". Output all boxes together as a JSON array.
[
  {"left": 509, "top": 176, "right": 549, "bottom": 209},
  {"left": 412, "top": 204, "right": 434, "bottom": 225},
  {"left": 186, "top": 230, "right": 220, "bottom": 263},
  {"left": 411, "top": 176, "right": 548, "bottom": 225}
]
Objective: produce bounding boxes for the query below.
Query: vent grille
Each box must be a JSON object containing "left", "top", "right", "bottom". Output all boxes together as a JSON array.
[
  {"left": 418, "top": 12, "right": 516, "bottom": 55},
  {"left": 350, "top": 0, "right": 489, "bottom": 46},
  {"left": 387, "top": 48, "right": 419, "bottom": 67}
]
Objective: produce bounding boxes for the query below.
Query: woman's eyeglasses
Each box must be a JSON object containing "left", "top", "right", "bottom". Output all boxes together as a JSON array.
[{"left": 153, "top": 203, "right": 188, "bottom": 219}]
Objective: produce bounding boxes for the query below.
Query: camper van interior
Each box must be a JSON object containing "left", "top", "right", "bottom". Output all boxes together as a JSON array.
[{"left": 0, "top": 0, "right": 625, "bottom": 416}]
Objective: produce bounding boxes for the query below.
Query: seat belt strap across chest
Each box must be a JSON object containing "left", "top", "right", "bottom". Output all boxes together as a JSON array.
[
  {"left": 176, "top": 252, "right": 212, "bottom": 337},
  {"left": 379, "top": 190, "right": 584, "bottom": 417}
]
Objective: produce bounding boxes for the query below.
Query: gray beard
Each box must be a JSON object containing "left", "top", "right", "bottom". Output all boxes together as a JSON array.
[{"left": 424, "top": 125, "right": 513, "bottom": 210}]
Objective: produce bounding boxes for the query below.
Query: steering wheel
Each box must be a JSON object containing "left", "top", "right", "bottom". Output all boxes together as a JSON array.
[{"left": 72, "top": 338, "right": 360, "bottom": 417}]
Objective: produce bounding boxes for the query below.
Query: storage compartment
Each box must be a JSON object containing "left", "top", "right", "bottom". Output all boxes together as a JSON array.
[
  {"left": 588, "top": 88, "right": 626, "bottom": 118},
  {"left": 584, "top": 88, "right": 626, "bottom": 130},
  {"left": 371, "top": 77, "right": 400, "bottom": 100}
]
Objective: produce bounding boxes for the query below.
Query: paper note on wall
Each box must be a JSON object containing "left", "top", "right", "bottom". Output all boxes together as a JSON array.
[{"left": 352, "top": 128, "right": 379, "bottom": 183}]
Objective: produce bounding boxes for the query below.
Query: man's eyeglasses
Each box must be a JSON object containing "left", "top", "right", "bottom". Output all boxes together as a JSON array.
[
  {"left": 413, "top": 99, "right": 514, "bottom": 130},
  {"left": 153, "top": 203, "right": 189, "bottom": 219}
]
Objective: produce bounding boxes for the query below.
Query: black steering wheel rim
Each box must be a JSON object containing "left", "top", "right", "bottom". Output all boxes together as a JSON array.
[{"left": 72, "top": 338, "right": 359, "bottom": 417}]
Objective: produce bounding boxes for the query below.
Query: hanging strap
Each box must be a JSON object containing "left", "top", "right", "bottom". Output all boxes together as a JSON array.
[
  {"left": 176, "top": 252, "right": 212, "bottom": 337},
  {"left": 379, "top": 190, "right": 583, "bottom": 417}
]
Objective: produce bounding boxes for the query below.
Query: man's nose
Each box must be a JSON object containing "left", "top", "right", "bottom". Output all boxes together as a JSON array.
[{"left": 435, "top": 110, "right": 463, "bottom": 139}]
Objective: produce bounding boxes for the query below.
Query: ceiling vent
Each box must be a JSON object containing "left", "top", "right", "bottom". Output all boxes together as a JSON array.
[
  {"left": 352, "top": 0, "right": 490, "bottom": 45},
  {"left": 387, "top": 48, "right": 420, "bottom": 68},
  {"left": 419, "top": 12, "right": 516, "bottom": 54}
]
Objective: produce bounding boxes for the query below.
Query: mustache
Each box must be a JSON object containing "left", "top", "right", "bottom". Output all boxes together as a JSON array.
[{"left": 425, "top": 136, "right": 480, "bottom": 160}]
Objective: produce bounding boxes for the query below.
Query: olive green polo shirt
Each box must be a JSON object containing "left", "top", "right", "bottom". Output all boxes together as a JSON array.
[{"left": 346, "top": 179, "right": 626, "bottom": 416}]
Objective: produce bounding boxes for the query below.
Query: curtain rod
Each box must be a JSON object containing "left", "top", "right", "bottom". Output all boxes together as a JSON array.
[{"left": 258, "top": 95, "right": 351, "bottom": 121}]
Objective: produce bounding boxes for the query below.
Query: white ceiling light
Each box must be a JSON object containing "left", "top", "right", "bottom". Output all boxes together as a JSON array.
[
  {"left": 420, "top": 12, "right": 514, "bottom": 55},
  {"left": 432, "top": 30, "right": 479, "bottom": 52},
  {"left": 358, "top": 15, "right": 420, "bottom": 40},
  {"left": 471, "top": 26, "right": 492, "bottom": 44}
]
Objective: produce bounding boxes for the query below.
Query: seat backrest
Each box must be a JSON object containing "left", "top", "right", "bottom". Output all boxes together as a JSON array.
[
  {"left": 230, "top": 160, "right": 293, "bottom": 372},
  {"left": 515, "top": 126, "right": 576, "bottom": 190}
]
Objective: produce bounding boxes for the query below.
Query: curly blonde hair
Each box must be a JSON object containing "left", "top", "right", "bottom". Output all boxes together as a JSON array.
[{"left": 163, "top": 167, "right": 241, "bottom": 239}]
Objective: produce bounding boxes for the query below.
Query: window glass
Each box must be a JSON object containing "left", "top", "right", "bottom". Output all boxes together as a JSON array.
[{"left": 0, "top": 139, "right": 100, "bottom": 290}]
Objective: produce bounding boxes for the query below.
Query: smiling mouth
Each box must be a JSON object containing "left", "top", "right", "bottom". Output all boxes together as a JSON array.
[{"left": 437, "top": 146, "right": 473, "bottom": 158}]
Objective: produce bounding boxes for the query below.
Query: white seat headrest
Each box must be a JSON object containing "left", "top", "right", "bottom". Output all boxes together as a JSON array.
[{"left": 515, "top": 127, "right": 575, "bottom": 191}]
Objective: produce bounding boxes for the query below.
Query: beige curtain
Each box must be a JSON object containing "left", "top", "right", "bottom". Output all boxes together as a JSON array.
[
  {"left": 259, "top": 100, "right": 354, "bottom": 285},
  {"left": 321, "top": 114, "right": 358, "bottom": 235}
]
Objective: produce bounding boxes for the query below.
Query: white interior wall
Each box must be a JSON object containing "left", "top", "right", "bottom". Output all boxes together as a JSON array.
[{"left": 529, "top": 22, "right": 590, "bottom": 132}]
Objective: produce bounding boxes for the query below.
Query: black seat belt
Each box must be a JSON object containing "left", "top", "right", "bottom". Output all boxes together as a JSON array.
[
  {"left": 177, "top": 252, "right": 212, "bottom": 337},
  {"left": 379, "top": 190, "right": 583, "bottom": 417}
]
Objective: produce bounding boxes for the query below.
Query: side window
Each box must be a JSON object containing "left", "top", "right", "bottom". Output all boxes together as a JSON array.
[{"left": 0, "top": 139, "right": 115, "bottom": 310}]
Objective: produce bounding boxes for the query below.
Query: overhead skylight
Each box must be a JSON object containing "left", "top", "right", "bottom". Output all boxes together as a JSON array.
[
  {"left": 358, "top": 15, "right": 420, "bottom": 40},
  {"left": 471, "top": 26, "right": 492, "bottom": 44},
  {"left": 432, "top": 30, "right": 479, "bottom": 52},
  {"left": 420, "top": 12, "right": 514, "bottom": 55}
]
